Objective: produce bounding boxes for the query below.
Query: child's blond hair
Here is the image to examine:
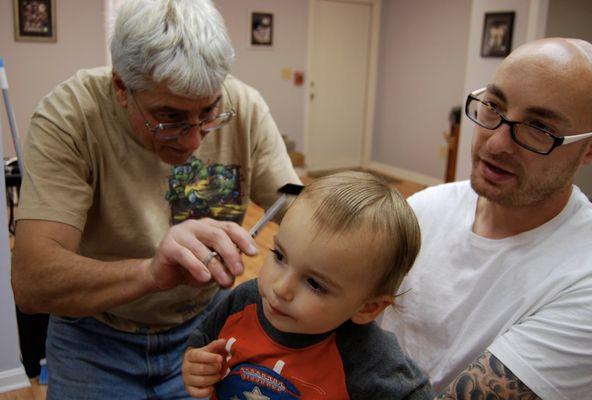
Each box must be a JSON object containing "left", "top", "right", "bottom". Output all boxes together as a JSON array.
[{"left": 297, "top": 170, "right": 420, "bottom": 296}]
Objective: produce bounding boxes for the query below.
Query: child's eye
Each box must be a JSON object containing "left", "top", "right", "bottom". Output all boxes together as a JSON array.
[
  {"left": 306, "top": 278, "right": 327, "bottom": 294},
  {"left": 271, "top": 248, "right": 285, "bottom": 263}
]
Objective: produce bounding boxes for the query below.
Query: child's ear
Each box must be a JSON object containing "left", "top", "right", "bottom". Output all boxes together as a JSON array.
[{"left": 351, "top": 294, "right": 393, "bottom": 325}]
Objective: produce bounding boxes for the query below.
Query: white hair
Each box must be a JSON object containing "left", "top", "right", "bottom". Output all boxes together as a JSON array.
[{"left": 110, "top": 0, "right": 235, "bottom": 97}]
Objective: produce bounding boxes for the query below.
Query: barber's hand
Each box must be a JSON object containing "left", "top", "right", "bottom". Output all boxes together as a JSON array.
[{"left": 148, "top": 218, "right": 258, "bottom": 290}]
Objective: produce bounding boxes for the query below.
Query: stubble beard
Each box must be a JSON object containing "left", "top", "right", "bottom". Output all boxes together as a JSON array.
[{"left": 470, "top": 150, "right": 581, "bottom": 208}]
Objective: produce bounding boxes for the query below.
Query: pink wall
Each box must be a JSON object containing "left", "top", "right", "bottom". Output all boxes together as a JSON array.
[
  {"left": 0, "top": 0, "right": 107, "bottom": 158},
  {"left": 456, "top": 0, "right": 544, "bottom": 181},
  {"left": 215, "top": 0, "right": 309, "bottom": 153},
  {"left": 372, "top": 0, "right": 471, "bottom": 181}
]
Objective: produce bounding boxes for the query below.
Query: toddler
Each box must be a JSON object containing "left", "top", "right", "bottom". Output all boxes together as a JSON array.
[{"left": 182, "top": 171, "right": 433, "bottom": 399}]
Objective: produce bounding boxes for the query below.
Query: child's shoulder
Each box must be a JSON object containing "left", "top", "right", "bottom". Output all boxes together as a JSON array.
[
  {"left": 336, "top": 320, "right": 402, "bottom": 355},
  {"left": 335, "top": 321, "right": 433, "bottom": 399},
  {"left": 226, "top": 278, "right": 260, "bottom": 306},
  {"left": 232, "top": 278, "right": 259, "bottom": 295}
]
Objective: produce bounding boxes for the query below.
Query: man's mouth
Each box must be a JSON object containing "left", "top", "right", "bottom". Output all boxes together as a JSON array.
[
  {"left": 480, "top": 158, "right": 515, "bottom": 182},
  {"left": 166, "top": 146, "right": 189, "bottom": 155}
]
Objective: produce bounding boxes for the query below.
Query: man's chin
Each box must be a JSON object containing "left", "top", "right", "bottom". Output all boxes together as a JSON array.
[
  {"left": 470, "top": 173, "right": 510, "bottom": 203},
  {"left": 471, "top": 173, "right": 534, "bottom": 207},
  {"left": 158, "top": 149, "right": 192, "bottom": 165}
]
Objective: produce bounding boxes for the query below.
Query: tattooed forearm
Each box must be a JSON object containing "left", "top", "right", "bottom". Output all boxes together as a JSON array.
[{"left": 435, "top": 351, "right": 541, "bottom": 400}]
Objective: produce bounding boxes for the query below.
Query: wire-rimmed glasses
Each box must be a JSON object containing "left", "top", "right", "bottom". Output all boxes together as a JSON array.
[
  {"left": 465, "top": 87, "right": 592, "bottom": 155},
  {"left": 130, "top": 86, "right": 237, "bottom": 141}
]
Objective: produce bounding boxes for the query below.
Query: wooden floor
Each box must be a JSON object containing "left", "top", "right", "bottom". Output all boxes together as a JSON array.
[
  {"left": 0, "top": 379, "right": 45, "bottom": 400},
  {"left": 1, "top": 174, "right": 425, "bottom": 399}
]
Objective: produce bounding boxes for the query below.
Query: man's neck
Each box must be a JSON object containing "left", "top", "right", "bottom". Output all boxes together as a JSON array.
[{"left": 472, "top": 187, "right": 573, "bottom": 239}]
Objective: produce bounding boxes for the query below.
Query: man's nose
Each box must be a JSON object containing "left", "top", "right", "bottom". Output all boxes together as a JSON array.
[
  {"left": 485, "top": 121, "right": 517, "bottom": 154},
  {"left": 177, "top": 124, "right": 203, "bottom": 150}
]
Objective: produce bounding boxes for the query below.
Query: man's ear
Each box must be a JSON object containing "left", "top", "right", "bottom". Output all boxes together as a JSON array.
[
  {"left": 351, "top": 294, "right": 393, "bottom": 325},
  {"left": 582, "top": 140, "right": 592, "bottom": 165},
  {"left": 112, "top": 72, "right": 129, "bottom": 107}
]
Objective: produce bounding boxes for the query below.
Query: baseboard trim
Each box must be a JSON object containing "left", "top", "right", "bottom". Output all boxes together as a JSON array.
[
  {"left": 367, "top": 161, "right": 443, "bottom": 187},
  {"left": 0, "top": 366, "right": 30, "bottom": 394}
]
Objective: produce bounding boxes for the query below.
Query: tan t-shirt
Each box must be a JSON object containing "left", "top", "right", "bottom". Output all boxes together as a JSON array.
[{"left": 16, "top": 67, "right": 300, "bottom": 333}]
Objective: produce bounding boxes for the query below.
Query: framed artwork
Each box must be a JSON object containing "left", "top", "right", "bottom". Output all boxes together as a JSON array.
[
  {"left": 13, "top": 0, "right": 56, "bottom": 42},
  {"left": 481, "top": 12, "right": 514, "bottom": 58},
  {"left": 250, "top": 12, "right": 273, "bottom": 47}
]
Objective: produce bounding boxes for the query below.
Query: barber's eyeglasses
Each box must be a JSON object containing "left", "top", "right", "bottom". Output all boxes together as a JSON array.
[
  {"left": 465, "top": 87, "right": 592, "bottom": 155},
  {"left": 130, "top": 86, "right": 236, "bottom": 141}
]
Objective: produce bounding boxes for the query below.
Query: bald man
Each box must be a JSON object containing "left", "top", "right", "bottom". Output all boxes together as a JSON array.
[{"left": 381, "top": 38, "right": 592, "bottom": 400}]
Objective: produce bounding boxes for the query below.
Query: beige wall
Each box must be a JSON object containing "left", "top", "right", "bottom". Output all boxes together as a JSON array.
[
  {"left": 0, "top": 0, "right": 107, "bottom": 389},
  {"left": 215, "top": 0, "right": 309, "bottom": 153},
  {"left": 0, "top": 0, "right": 107, "bottom": 158},
  {"left": 372, "top": 0, "right": 470, "bottom": 183},
  {"left": 0, "top": 135, "right": 22, "bottom": 389},
  {"left": 546, "top": 0, "right": 592, "bottom": 197}
]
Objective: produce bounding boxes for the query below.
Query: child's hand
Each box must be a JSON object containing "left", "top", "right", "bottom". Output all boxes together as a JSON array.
[{"left": 182, "top": 338, "right": 227, "bottom": 398}]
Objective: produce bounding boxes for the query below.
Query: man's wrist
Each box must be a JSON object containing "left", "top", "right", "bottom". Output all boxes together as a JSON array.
[{"left": 137, "top": 258, "right": 160, "bottom": 293}]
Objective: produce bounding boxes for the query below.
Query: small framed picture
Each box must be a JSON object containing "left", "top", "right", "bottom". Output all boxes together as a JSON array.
[
  {"left": 13, "top": 0, "right": 56, "bottom": 42},
  {"left": 481, "top": 12, "right": 514, "bottom": 58},
  {"left": 251, "top": 12, "right": 273, "bottom": 47}
]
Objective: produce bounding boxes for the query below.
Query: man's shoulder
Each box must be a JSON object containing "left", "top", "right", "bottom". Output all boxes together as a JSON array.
[
  {"left": 224, "top": 75, "right": 268, "bottom": 110},
  {"left": 409, "top": 180, "right": 471, "bottom": 201},
  {"left": 35, "top": 66, "right": 112, "bottom": 122},
  {"left": 408, "top": 180, "right": 474, "bottom": 215},
  {"left": 49, "top": 66, "right": 111, "bottom": 99},
  {"left": 571, "top": 185, "right": 592, "bottom": 220}
]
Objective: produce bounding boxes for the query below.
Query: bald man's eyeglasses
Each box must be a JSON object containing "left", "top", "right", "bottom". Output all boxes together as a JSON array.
[{"left": 466, "top": 87, "right": 592, "bottom": 155}]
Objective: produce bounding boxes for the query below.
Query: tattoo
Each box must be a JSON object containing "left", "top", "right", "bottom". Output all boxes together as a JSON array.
[{"left": 435, "top": 351, "right": 541, "bottom": 400}]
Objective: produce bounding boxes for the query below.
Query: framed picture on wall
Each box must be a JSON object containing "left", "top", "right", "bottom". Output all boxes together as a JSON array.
[
  {"left": 481, "top": 12, "right": 514, "bottom": 58},
  {"left": 250, "top": 12, "right": 273, "bottom": 47},
  {"left": 13, "top": 0, "right": 56, "bottom": 42}
]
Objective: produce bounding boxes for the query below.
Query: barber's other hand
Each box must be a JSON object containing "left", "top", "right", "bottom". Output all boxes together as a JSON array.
[{"left": 148, "top": 218, "right": 258, "bottom": 290}]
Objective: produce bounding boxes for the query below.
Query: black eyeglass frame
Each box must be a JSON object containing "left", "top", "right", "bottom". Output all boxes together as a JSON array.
[
  {"left": 465, "top": 87, "right": 592, "bottom": 155},
  {"left": 130, "top": 85, "right": 237, "bottom": 141}
]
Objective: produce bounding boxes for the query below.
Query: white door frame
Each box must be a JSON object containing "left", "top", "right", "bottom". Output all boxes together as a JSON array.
[{"left": 303, "top": 0, "right": 382, "bottom": 171}]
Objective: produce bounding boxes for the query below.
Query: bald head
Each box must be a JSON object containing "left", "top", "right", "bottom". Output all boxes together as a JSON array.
[
  {"left": 508, "top": 37, "right": 592, "bottom": 67},
  {"left": 501, "top": 37, "right": 592, "bottom": 91},
  {"left": 490, "top": 38, "right": 592, "bottom": 130}
]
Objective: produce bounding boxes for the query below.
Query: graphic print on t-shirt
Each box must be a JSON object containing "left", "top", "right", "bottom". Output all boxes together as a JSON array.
[
  {"left": 213, "top": 302, "right": 350, "bottom": 398},
  {"left": 215, "top": 363, "right": 301, "bottom": 400},
  {"left": 166, "top": 156, "right": 245, "bottom": 224}
]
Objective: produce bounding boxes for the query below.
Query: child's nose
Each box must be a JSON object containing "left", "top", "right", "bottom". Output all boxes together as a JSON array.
[{"left": 272, "top": 275, "right": 294, "bottom": 302}]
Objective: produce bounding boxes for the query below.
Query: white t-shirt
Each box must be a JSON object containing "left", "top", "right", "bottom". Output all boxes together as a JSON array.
[{"left": 381, "top": 181, "right": 592, "bottom": 400}]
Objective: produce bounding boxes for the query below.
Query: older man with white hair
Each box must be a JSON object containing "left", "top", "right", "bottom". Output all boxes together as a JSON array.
[{"left": 11, "top": 0, "right": 299, "bottom": 398}]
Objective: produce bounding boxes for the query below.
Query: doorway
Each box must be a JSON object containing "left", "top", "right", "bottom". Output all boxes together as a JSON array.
[{"left": 304, "top": 0, "right": 381, "bottom": 172}]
